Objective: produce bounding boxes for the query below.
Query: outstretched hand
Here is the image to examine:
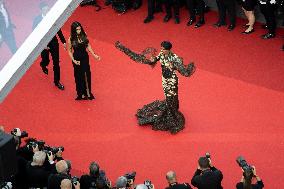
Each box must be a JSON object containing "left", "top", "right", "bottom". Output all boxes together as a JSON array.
[
  {"left": 95, "top": 54, "right": 101, "bottom": 61},
  {"left": 73, "top": 60, "right": 80, "bottom": 65}
]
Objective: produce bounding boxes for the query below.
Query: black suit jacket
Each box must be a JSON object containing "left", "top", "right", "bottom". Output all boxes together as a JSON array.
[
  {"left": 48, "top": 173, "right": 70, "bottom": 189},
  {"left": 26, "top": 163, "right": 51, "bottom": 188},
  {"left": 80, "top": 174, "right": 97, "bottom": 189},
  {"left": 191, "top": 167, "right": 223, "bottom": 189},
  {"left": 0, "top": 4, "right": 14, "bottom": 35},
  {"left": 165, "top": 182, "right": 192, "bottom": 189},
  {"left": 32, "top": 15, "right": 66, "bottom": 47},
  {"left": 236, "top": 180, "right": 264, "bottom": 189}
]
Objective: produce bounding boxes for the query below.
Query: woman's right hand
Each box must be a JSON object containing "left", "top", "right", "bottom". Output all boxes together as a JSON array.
[{"left": 73, "top": 60, "right": 80, "bottom": 65}]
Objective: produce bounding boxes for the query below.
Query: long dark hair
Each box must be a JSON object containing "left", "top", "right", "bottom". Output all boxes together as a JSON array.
[
  {"left": 70, "top": 21, "right": 89, "bottom": 48},
  {"left": 243, "top": 169, "right": 253, "bottom": 189}
]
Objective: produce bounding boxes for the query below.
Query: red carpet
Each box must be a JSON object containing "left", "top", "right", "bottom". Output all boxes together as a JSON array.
[{"left": 1, "top": 3, "right": 284, "bottom": 189}]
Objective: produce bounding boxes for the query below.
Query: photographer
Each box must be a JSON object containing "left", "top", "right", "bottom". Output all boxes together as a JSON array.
[
  {"left": 25, "top": 151, "right": 54, "bottom": 188},
  {"left": 48, "top": 160, "right": 71, "bottom": 189},
  {"left": 166, "top": 171, "right": 192, "bottom": 189},
  {"left": 80, "top": 162, "right": 111, "bottom": 189},
  {"left": 191, "top": 155, "right": 223, "bottom": 189},
  {"left": 236, "top": 166, "right": 264, "bottom": 189},
  {"left": 9, "top": 128, "right": 30, "bottom": 188}
]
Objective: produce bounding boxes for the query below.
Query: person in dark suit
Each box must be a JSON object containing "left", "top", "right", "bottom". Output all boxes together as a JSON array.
[
  {"left": 165, "top": 171, "right": 192, "bottom": 189},
  {"left": 191, "top": 156, "right": 223, "bottom": 189},
  {"left": 236, "top": 166, "right": 264, "bottom": 189},
  {"left": 0, "top": 0, "right": 17, "bottom": 54},
  {"left": 33, "top": 1, "right": 66, "bottom": 90},
  {"left": 143, "top": 0, "right": 163, "bottom": 23},
  {"left": 25, "top": 151, "right": 54, "bottom": 188},
  {"left": 80, "top": 162, "right": 111, "bottom": 189},
  {"left": 186, "top": 0, "right": 206, "bottom": 28},
  {"left": 258, "top": 0, "right": 277, "bottom": 39},
  {"left": 214, "top": 0, "right": 236, "bottom": 31},
  {"left": 48, "top": 160, "right": 70, "bottom": 189},
  {"left": 163, "top": 0, "right": 180, "bottom": 24}
]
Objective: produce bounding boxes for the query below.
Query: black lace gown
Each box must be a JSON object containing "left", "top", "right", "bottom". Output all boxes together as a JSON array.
[
  {"left": 72, "top": 42, "right": 92, "bottom": 97},
  {"left": 115, "top": 41, "right": 195, "bottom": 134}
]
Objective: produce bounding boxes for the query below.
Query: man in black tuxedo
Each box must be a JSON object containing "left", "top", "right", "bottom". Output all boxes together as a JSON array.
[
  {"left": 143, "top": 0, "right": 163, "bottom": 23},
  {"left": 0, "top": 0, "right": 17, "bottom": 54},
  {"left": 214, "top": 0, "right": 236, "bottom": 31},
  {"left": 191, "top": 156, "right": 223, "bottom": 189},
  {"left": 258, "top": 0, "right": 277, "bottom": 39},
  {"left": 165, "top": 171, "right": 192, "bottom": 189},
  {"left": 33, "top": 2, "right": 66, "bottom": 90},
  {"left": 186, "top": 0, "right": 206, "bottom": 28}
]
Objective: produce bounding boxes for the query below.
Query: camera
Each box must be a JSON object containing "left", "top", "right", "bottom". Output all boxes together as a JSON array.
[
  {"left": 26, "top": 139, "right": 45, "bottom": 151},
  {"left": 71, "top": 176, "right": 79, "bottom": 185},
  {"left": 124, "top": 171, "right": 136, "bottom": 187},
  {"left": 43, "top": 145, "right": 64, "bottom": 156},
  {"left": 144, "top": 180, "right": 153, "bottom": 189},
  {"left": 236, "top": 156, "right": 253, "bottom": 172},
  {"left": 11, "top": 128, "right": 28, "bottom": 138},
  {"left": 205, "top": 152, "right": 210, "bottom": 159}
]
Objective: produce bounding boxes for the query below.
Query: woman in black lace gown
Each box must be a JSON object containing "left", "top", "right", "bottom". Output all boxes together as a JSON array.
[
  {"left": 115, "top": 41, "right": 195, "bottom": 134},
  {"left": 67, "top": 21, "right": 100, "bottom": 100}
]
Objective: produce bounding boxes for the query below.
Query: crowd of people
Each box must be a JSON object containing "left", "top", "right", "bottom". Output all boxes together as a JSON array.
[
  {"left": 101, "top": 0, "right": 283, "bottom": 48},
  {"left": 0, "top": 126, "right": 264, "bottom": 189}
]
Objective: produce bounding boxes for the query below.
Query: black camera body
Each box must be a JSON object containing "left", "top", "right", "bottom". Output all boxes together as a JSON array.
[
  {"left": 124, "top": 171, "right": 136, "bottom": 187},
  {"left": 144, "top": 180, "right": 153, "bottom": 189},
  {"left": 11, "top": 129, "right": 28, "bottom": 138},
  {"left": 43, "top": 145, "right": 64, "bottom": 156},
  {"left": 27, "top": 140, "right": 45, "bottom": 151},
  {"left": 0, "top": 182, "right": 12, "bottom": 189},
  {"left": 236, "top": 156, "right": 253, "bottom": 172},
  {"left": 205, "top": 152, "right": 210, "bottom": 159},
  {"left": 71, "top": 176, "right": 79, "bottom": 185}
]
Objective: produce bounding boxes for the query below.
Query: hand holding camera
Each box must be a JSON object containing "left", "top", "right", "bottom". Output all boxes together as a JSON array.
[
  {"left": 32, "top": 143, "right": 39, "bottom": 153},
  {"left": 144, "top": 180, "right": 154, "bottom": 189},
  {"left": 47, "top": 151, "right": 55, "bottom": 162},
  {"left": 205, "top": 152, "right": 212, "bottom": 167},
  {"left": 72, "top": 176, "right": 80, "bottom": 189}
]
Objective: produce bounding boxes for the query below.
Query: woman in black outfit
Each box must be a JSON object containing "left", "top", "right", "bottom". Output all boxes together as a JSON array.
[
  {"left": 68, "top": 21, "right": 100, "bottom": 100},
  {"left": 236, "top": 166, "right": 264, "bottom": 189},
  {"left": 238, "top": 0, "right": 257, "bottom": 34}
]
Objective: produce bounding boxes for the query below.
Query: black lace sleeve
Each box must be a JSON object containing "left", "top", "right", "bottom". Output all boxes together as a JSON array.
[
  {"left": 173, "top": 56, "right": 196, "bottom": 77},
  {"left": 115, "top": 41, "right": 156, "bottom": 66}
]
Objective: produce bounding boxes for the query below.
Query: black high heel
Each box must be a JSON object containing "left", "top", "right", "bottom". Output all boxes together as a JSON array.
[
  {"left": 242, "top": 28, "right": 255, "bottom": 34},
  {"left": 75, "top": 95, "right": 88, "bottom": 100},
  {"left": 88, "top": 93, "right": 95, "bottom": 100}
]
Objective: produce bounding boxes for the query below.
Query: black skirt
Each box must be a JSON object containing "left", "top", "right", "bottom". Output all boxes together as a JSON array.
[{"left": 239, "top": 0, "right": 257, "bottom": 11}]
